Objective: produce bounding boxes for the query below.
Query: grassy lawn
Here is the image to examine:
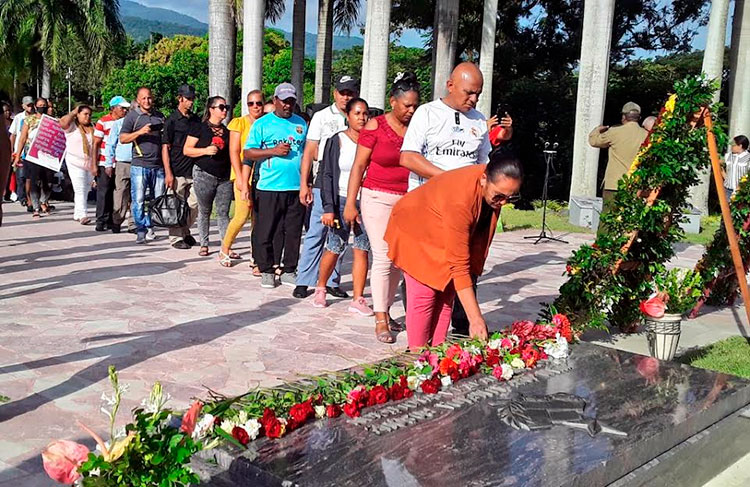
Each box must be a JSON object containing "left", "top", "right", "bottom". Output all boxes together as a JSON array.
[
  {"left": 679, "top": 336, "right": 750, "bottom": 379},
  {"left": 499, "top": 204, "right": 721, "bottom": 246}
]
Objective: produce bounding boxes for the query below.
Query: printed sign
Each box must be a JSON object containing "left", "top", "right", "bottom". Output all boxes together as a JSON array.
[{"left": 25, "top": 114, "right": 66, "bottom": 172}]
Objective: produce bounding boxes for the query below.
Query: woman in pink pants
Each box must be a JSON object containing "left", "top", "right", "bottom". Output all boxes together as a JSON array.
[
  {"left": 385, "top": 156, "right": 523, "bottom": 349},
  {"left": 344, "top": 72, "right": 421, "bottom": 343}
]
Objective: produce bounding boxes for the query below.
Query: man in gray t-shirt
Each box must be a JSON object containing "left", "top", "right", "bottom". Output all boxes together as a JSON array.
[{"left": 119, "top": 87, "right": 167, "bottom": 244}]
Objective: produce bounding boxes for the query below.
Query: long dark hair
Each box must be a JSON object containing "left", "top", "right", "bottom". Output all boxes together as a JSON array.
[
  {"left": 203, "top": 96, "right": 226, "bottom": 123},
  {"left": 75, "top": 104, "right": 93, "bottom": 126},
  {"left": 390, "top": 72, "right": 420, "bottom": 99}
]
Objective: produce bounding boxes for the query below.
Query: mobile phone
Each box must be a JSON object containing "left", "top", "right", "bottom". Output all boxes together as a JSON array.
[
  {"left": 495, "top": 105, "right": 509, "bottom": 118},
  {"left": 149, "top": 122, "right": 164, "bottom": 132}
]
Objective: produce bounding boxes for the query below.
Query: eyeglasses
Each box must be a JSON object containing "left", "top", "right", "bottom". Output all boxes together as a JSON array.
[
  {"left": 247, "top": 101, "right": 264, "bottom": 107},
  {"left": 212, "top": 104, "right": 229, "bottom": 111},
  {"left": 491, "top": 192, "right": 521, "bottom": 204}
]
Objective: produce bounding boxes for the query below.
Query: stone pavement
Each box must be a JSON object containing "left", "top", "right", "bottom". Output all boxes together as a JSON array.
[{"left": 0, "top": 201, "right": 747, "bottom": 486}]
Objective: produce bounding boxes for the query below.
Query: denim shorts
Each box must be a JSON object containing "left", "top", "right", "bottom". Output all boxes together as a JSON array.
[{"left": 325, "top": 197, "right": 370, "bottom": 254}]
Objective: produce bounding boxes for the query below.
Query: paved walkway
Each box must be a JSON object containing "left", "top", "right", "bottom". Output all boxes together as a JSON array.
[{"left": 0, "top": 201, "right": 747, "bottom": 486}]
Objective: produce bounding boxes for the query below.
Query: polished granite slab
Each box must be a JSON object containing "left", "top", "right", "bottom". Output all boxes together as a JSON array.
[{"left": 200, "top": 343, "right": 750, "bottom": 487}]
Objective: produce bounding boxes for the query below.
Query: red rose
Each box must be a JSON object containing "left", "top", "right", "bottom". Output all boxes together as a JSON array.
[
  {"left": 370, "top": 385, "right": 389, "bottom": 405},
  {"left": 232, "top": 426, "right": 250, "bottom": 445},
  {"left": 486, "top": 352, "right": 500, "bottom": 367},
  {"left": 531, "top": 324, "right": 557, "bottom": 340},
  {"left": 285, "top": 416, "right": 299, "bottom": 432},
  {"left": 459, "top": 362, "right": 472, "bottom": 379},
  {"left": 264, "top": 418, "right": 284, "bottom": 438},
  {"left": 343, "top": 402, "right": 360, "bottom": 418},
  {"left": 289, "top": 403, "right": 312, "bottom": 425},
  {"left": 403, "top": 387, "right": 414, "bottom": 398},
  {"left": 367, "top": 392, "right": 378, "bottom": 407},
  {"left": 211, "top": 136, "right": 225, "bottom": 150},
  {"left": 399, "top": 375, "right": 409, "bottom": 388},
  {"left": 439, "top": 357, "right": 458, "bottom": 376},
  {"left": 262, "top": 407, "right": 276, "bottom": 424},
  {"left": 389, "top": 384, "right": 405, "bottom": 401},
  {"left": 420, "top": 377, "right": 441, "bottom": 394},
  {"left": 326, "top": 404, "right": 342, "bottom": 418},
  {"left": 553, "top": 314, "right": 573, "bottom": 342},
  {"left": 522, "top": 346, "right": 540, "bottom": 368},
  {"left": 449, "top": 370, "right": 460, "bottom": 382},
  {"left": 511, "top": 320, "right": 535, "bottom": 339},
  {"left": 445, "top": 344, "right": 463, "bottom": 359},
  {"left": 472, "top": 354, "right": 483, "bottom": 365}
]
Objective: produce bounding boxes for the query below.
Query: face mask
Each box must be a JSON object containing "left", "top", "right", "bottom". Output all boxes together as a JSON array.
[{"left": 36, "top": 106, "right": 47, "bottom": 114}]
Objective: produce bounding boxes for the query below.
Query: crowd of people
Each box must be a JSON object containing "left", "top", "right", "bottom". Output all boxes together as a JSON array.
[{"left": 0, "top": 61, "right": 523, "bottom": 348}]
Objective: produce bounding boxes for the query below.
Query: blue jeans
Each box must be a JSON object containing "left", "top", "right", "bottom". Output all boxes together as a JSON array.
[
  {"left": 15, "top": 165, "right": 26, "bottom": 202},
  {"left": 326, "top": 196, "right": 370, "bottom": 253},
  {"left": 130, "top": 165, "right": 165, "bottom": 233},
  {"left": 296, "top": 188, "right": 342, "bottom": 287}
]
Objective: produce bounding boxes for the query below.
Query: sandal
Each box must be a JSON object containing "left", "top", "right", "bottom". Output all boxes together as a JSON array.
[
  {"left": 229, "top": 251, "right": 242, "bottom": 259},
  {"left": 251, "top": 265, "right": 261, "bottom": 277},
  {"left": 388, "top": 317, "right": 405, "bottom": 333},
  {"left": 218, "top": 251, "right": 233, "bottom": 268},
  {"left": 79, "top": 217, "right": 91, "bottom": 225},
  {"left": 376, "top": 319, "right": 396, "bottom": 343},
  {"left": 198, "top": 246, "right": 209, "bottom": 257},
  {"left": 32, "top": 211, "right": 40, "bottom": 219}
]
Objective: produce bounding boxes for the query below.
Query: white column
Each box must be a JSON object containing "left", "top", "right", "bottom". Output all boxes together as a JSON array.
[
  {"left": 691, "top": 0, "right": 731, "bottom": 214},
  {"left": 361, "top": 0, "right": 391, "bottom": 109},
  {"left": 729, "top": 0, "right": 750, "bottom": 139},
  {"left": 432, "top": 0, "right": 460, "bottom": 100},
  {"left": 242, "top": 0, "right": 265, "bottom": 116},
  {"left": 569, "top": 0, "right": 616, "bottom": 200},
  {"left": 477, "top": 0, "right": 499, "bottom": 118}
]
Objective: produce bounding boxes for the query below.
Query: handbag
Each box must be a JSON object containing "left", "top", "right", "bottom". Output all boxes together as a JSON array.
[{"left": 149, "top": 189, "right": 189, "bottom": 228}]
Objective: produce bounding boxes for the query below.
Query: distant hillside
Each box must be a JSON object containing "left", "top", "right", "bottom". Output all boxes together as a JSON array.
[{"left": 120, "top": 1, "right": 364, "bottom": 55}]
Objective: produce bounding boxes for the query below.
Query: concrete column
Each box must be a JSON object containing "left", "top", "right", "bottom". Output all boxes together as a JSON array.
[
  {"left": 569, "top": 0, "right": 616, "bottom": 200},
  {"left": 729, "top": 0, "right": 750, "bottom": 140},
  {"left": 432, "top": 0, "right": 460, "bottom": 100},
  {"left": 242, "top": 0, "right": 264, "bottom": 116},
  {"left": 477, "top": 0, "right": 499, "bottom": 118},
  {"left": 691, "top": 0, "right": 731, "bottom": 214},
  {"left": 360, "top": 0, "right": 391, "bottom": 109}
]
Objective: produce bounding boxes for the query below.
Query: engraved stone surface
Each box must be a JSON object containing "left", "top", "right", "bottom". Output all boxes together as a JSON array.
[{"left": 200, "top": 343, "right": 750, "bottom": 487}]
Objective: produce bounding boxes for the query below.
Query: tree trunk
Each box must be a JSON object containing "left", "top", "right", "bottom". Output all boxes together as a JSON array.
[
  {"left": 477, "top": 0, "right": 498, "bottom": 118},
  {"left": 242, "top": 0, "right": 265, "bottom": 115},
  {"left": 41, "top": 58, "right": 51, "bottom": 99},
  {"left": 431, "top": 0, "right": 460, "bottom": 100},
  {"left": 691, "top": 0, "right": 731, "bottom": 215},
  {"left": 209, "top": 0, "right": 236, "bottom": 119},
  {"left": 360, "top": 0, "right": 374, "bottom": 94},
  {"left": 291, "top": 0, "right": 306, "bottom": 108},
  {"left": 569, "top": 0, "right": 615, "bottom": 200},
  {"left": 729, "top": 0, "right": 750, "bottom": 143},
  {"left": 314, "top": 0, "right": 333, "bottom": 104},
  {"left": 361, "top": 0, "right": 391, "bottom": 109}
]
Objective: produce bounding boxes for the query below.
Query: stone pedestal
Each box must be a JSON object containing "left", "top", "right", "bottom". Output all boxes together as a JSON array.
[{"left": 569, "top": 196, "right": 603, "bottom": 229}]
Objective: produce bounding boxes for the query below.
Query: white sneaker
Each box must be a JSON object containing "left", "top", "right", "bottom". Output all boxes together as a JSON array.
[
  {"left": 145, "top": 228, "right": 156, "bottom": 241},
  {"left": 9, "top": 192, "right": 17, "bottom": 202}
]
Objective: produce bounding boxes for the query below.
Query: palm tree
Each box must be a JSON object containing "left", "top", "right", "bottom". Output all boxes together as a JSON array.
[
  {"left": 432, "top": 0, "right": 460, "bottom": 100},
  {"left": 361, "top": 0, "right": 391, "bottom": 109},
  {"left": 291, "top": 0, "right": 306, "bottom": 104},
  {"left": 315, "top": 0, "right": 360, "bottom": 104},
  {"left": 209, "top": 0, "right": 237, "bottom": 114},
  {"left": 477, "top": 0, "right": 498, "bottom": 117},
  {"left": 0, "top": 0, "right": 123, "bottom": 100}
]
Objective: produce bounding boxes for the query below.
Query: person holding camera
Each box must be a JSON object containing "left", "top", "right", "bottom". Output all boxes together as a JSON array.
[{"left": 119, "top": 87, "right": 167, "bottom": 244}]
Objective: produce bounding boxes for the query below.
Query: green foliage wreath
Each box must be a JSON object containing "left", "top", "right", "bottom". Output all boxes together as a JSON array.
[{"left": 554, "top": 76, "right": 727, "bottom": 331}]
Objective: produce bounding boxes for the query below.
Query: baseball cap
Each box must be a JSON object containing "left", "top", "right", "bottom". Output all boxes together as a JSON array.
[
  {"left": 335, "top": 75, "right": 359, "bottom": 93},
  {"left": 177, "top": 84, "right": 196, "bottom": 99},
  {"left": 108, "top": 95, "right": 131, "bottom": 108},
  {"left": 274, "top": 83, "right": 297, "bottom": 100},
  {"left": 22, "top": 96, "right": 33, "bottom": 106},
  {"left": 622, "top": 101, "right": 641, "bottom": 114}
]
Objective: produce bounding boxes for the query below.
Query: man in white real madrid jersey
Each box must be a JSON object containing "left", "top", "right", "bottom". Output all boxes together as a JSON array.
[{"left": 399, "top": 61, "right": 499, "bottom": 337}]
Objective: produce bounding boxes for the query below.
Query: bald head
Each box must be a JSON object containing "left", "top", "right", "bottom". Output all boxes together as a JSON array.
[
  {"left": 642, "top": 116, "right": 656, "bottom": 132},
  {"left": 444, "top": 62, "right": 484, "bottom": 113}
]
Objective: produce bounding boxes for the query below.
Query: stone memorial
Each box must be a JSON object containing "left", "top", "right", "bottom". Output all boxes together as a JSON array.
[{"left": 197, "top": 343, "right": 750, "bottom": 487}]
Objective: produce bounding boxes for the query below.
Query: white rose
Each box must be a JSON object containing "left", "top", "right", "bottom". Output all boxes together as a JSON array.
[
  {"left": 237, "top": 410, "right": 249, "bottom": 425},
  {"left": 314, "top": 405, "right": 326, "bottom": 419},
  {"left": 487, "top": 338, "right": 502, "bottom": 350},
  {"left": 501, "top": 363, "right": 513, "bottom": 380},
  {"left": 544, "top": 333, "right": 569, "bottom": 360},
  {"left": 511, "top": 358, "right": 525, "bottom": 369},
  {"left": 242, "top": 419, "right": 262, "bottom": 441},
  {"left": 192, "top": 413, "right": 215, "bottom": 440},
  {"left": 220, "top": 419, "right": 236, "bottom": 435},
  {"left": 440, "top": 375, "right": 453, "bottom": 388},
  {"left": 407, "top": 375, "right": 421, "bottom": 390}
]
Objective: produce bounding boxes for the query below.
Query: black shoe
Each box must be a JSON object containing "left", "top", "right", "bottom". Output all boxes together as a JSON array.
[
  {"left": 127, "top": 228, "right": 137, "bottom": 234},
  {"left": 26, "top": 205, "right": 34, "bottom": 213},
  {"left": 326, "top": 286, "right": 349, "bottom": 299},
  {"left": 292, "top": 285, "right": 309, "bottom": 299},
  {"left": 95, "top": 224, "right": 107, "bottom": 232},
  {"left": 111, "top": 226, "right": 121, "bottom": 234},
  {"left": 172, "top": 240, "right": 191, "bottom": 250},
  {"left": 184, "top": 235, "right": 197, "bottom": 246}
]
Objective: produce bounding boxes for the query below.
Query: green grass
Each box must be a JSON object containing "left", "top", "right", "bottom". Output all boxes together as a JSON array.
[
  {"left": 0, "top": 394, "right": 9, "bottom": 403},
  {"left": 498, "top": 207, "right": 721, "bottom": 246},
  {"left": 679, "top": 336, "right": 750, "bottom": 379}
]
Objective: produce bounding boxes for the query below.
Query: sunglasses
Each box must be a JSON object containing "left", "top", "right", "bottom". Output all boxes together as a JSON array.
[
  {"left": 247, "top": 101, "right": 264, "bottom": 107},
  {"left": 36, "top": 106, "right": 49, "bottom": 110},
  {"left": 212, "top": 104, "right": 229, "bottom": 111},
  {"left": 491, "top": 192, "right": 521, "bottom": 204}
]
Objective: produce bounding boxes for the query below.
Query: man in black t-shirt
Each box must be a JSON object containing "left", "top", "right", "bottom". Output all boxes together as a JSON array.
[{"left": 162, "top": 84, "right": 200, "bottom": 249}]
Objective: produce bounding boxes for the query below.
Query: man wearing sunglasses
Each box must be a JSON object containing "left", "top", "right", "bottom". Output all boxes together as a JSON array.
[
  {"left": 385, "top": 154, "right": 523, "bottom": 348},
  {"left": 162, "top": 84, "right": 200, "bottom": 249}
]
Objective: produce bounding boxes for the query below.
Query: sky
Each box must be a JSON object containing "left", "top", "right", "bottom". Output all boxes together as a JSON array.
[{"left": 136, "top": 0, "right": 725, "bottom": 55}]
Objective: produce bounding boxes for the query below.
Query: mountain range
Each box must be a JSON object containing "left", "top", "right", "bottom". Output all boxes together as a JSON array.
[{"left": 120, "top": 0, "right": 364, "bottom": 56}]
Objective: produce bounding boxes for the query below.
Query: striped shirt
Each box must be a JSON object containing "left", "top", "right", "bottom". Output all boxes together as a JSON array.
[
  {"left": 93, "top": 113, "right": 116, "bottom": 166},
  {"left": 724, "top": 150, "right": 750, "bottom": 191}
]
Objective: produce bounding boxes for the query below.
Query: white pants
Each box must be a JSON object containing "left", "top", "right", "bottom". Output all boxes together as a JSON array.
[{"left": 68, "top": 164, "right": 92, "bottom": 220}]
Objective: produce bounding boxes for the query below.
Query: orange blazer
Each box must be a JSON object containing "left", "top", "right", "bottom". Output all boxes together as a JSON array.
[{"left": 385, "top": 165, "right": 499, "bottom": 292}]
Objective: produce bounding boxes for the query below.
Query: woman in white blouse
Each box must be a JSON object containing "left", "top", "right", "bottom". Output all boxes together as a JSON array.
[
  {"left": 724, "top": 135, "right": 750, "bottom": 202},
  {"left": 60, "top": 105, "right": 95, "bottom": 224}
]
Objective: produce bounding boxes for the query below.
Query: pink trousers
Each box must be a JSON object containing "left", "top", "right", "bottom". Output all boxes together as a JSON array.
[{"left": 404, "top": 272, "right": 456, "bottom": 349}]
